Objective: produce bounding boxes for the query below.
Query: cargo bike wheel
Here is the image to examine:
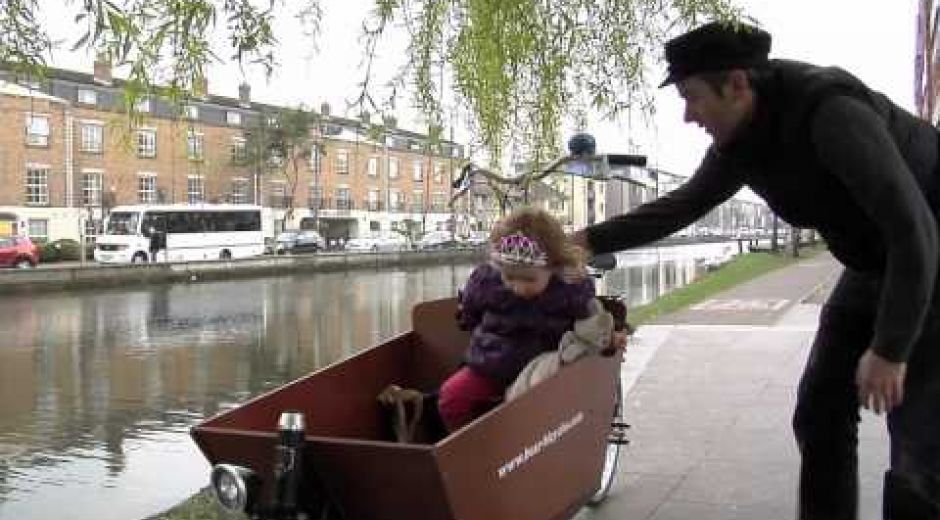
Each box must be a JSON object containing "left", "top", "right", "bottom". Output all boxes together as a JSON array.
[{"left": 588, "top": 374, "right": 627, "bottom": 506}]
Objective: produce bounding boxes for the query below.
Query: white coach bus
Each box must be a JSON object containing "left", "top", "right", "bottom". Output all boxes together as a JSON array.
[{"left": 94, "top": 205, "right": 264, "bottom": 264}]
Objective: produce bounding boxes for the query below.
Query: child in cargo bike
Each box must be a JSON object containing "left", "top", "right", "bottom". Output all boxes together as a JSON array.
[{"left": 437, "top": 207, "right": 627, "bottom": 432}]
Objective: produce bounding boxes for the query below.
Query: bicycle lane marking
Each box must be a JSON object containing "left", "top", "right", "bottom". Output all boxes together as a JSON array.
[{"left": 688, "top": 298, "right": 790, "bottom": 312}]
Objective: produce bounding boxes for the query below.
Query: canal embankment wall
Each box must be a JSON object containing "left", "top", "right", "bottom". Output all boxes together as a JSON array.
[{"left": 0, "top": 249, "right": 486, "bottom": 295}]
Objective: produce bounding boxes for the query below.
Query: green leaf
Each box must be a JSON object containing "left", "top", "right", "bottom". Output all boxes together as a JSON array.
[{"left": 71, "top": 32, "right": 90, "bottom": 52}]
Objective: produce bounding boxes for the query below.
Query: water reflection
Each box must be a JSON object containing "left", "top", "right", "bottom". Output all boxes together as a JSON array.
[
  {"left": 0, "top": 243, "right": 731, "bottom": 520},
  {"left": 601, "top": 242, "right": 736, "bottom": 307},
  {"left": 0, "top": 265, "right": 474, "bottom": 520}
]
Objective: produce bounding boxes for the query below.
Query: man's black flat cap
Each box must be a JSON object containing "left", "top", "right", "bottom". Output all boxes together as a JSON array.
[{"left": 660, "top": 21, "right": 771, "bottom": 87}]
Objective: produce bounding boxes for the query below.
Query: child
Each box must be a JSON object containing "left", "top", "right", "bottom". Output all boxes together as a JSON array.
[{"left": 437, "top": 207, "right": 596, "bottom": 432}]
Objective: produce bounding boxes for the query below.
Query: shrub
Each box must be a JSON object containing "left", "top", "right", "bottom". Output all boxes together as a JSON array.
[
  {"left": 39, "top": 242, "right": 60, "bottom": 262},
  {"left": 40, "top": 239, "right": 82, "bottom": 262}
]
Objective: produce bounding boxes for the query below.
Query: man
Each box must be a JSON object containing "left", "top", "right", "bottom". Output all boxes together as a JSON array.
[
  {"left": 148, "top": 225, "right": 166, "bottom": 262},
  {"left": 573, "top": 21, "right": 940, "bottom": 519}
]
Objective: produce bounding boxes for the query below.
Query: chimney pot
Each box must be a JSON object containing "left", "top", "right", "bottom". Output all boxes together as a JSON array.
[
  {"left": 238, "top": 82, "right": 251, "bottom": 107},
  {"left": 93, "top": 53, "right": 112, "bottom": 85}
]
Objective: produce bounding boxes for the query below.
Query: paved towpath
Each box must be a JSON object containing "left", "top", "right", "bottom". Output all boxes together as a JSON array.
[{"left": 577, "top": 252, "right": 888, "bottom": 520}]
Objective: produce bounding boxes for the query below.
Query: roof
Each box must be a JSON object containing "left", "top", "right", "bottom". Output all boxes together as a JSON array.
[
  {"left": 38, "top": 66, "right": 284, "bottom": 112},
  {"left": 40, "top": 66, "right": 458, "bottom": 144},
  {"left": 0, "top": 64, "right": 465, "bottom": 153},
  {"left": 0, "top": 79, "right": 69, "bottom": 104},
  {"left": 109, "top": 204, "right": 263, "bottom": 212}
]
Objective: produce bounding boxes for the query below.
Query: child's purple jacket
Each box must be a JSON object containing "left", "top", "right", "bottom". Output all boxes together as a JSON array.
[{"left": 457, "top": 263, "right": 595, "bottom": 385}]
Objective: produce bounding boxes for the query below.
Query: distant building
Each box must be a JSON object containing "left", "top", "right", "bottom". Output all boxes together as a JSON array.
[
  {"left": 0, "top": 58, "right": 470, "bottom": 245},
  {"left": 557, "top": 160, "right": 777, "bottom": 236}
]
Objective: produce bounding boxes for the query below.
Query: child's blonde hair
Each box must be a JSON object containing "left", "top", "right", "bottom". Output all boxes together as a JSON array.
[{"left": 489, "top": 207, "right": 585, "bottom": 271}]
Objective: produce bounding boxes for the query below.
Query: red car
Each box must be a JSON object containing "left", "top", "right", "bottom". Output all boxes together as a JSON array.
[{"left": 0, "top": 236, "right": 40, "bottom": 268}]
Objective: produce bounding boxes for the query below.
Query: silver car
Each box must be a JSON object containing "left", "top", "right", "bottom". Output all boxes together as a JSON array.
[{"left": 275, "top": 230, "right": 326, "bottom": 255}]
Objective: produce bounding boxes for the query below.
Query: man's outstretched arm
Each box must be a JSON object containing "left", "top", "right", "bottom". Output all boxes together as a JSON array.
[{"left": 573, "top": 150, "right": 744, "bottom": 255}]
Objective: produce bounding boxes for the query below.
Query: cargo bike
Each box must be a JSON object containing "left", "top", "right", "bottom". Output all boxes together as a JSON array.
[{"left": 191, "top": 136, "right": 646, "bottom": 520}]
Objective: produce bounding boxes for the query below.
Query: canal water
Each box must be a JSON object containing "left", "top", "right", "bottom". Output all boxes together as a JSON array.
[{"left": 0, "top": 242, "right": 735, "bottom": 520}]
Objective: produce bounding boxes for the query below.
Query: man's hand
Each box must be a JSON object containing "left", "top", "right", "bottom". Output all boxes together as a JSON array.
[{"left": 855, "top": 349, "right": 907, "bottom": 414}]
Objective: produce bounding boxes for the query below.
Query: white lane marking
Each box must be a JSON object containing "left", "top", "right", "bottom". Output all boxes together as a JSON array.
[
  {"left": 620, "top": 325, "right": 670, "bottom": 395},
  {"left": 659, "top": 324, "right": 817, "bottom": 332},
  {"left": 689, "top": 298, "right": 790, "bottom": 311}
]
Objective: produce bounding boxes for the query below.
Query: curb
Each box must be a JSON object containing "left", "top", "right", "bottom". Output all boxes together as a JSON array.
[{"left": 0, "top": 248, "right": 485, "bottom": 295}]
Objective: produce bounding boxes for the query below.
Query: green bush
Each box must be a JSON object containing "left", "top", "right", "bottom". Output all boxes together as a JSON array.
[
  {"left": 56, "top": 239, "right": 82, "bottom": 261},
  {"left": 39, "top": 242, "right": 59, "bottom": 262},
  {"left": 40, "top": 239, "right": 82, "bottom": 262}
]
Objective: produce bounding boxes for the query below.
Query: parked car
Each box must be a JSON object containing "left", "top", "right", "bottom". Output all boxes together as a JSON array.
[
  {"left": 463, "top": 232, "right": 489, "bottom": 247},
  {"left": 415, "top": 231, "right": 458, "bottom": 251},
  {"left": 0, "top": 236, "right": 40, "bottom": 268},
  {"left": 345, "top": 235, "right": 408, "bottom": 252},
  {"left": 274, "top": 230, "right": 326, "bottom": 255}
]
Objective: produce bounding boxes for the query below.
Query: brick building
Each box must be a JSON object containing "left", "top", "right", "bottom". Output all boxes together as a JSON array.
[{"left": 0, "top": 59, "right": 468, "bottom": 244}]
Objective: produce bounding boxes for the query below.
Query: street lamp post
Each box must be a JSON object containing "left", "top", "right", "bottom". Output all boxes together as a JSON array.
[
  {"left": 79, "top": 205, "right": 87, "bottom": 265},
  {"left": 384, "top": 128, "right": 391, "bottom": 233},
  {"left": 312, "top": 130, "right": 322, "bottom": 235}
]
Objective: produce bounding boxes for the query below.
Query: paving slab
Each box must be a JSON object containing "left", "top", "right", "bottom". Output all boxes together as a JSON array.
[{"left": 576, "top": 252, "right": 889, "bottom": 520}]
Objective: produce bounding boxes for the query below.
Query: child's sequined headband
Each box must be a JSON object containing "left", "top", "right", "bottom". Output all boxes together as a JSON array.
[{"left": 490, "top": 232, "right": 548, "bottom": 267}]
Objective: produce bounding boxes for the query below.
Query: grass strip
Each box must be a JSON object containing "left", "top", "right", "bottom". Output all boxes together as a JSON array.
[
  {"left": 144, "top": 488, "right": 245, "bottom": 520},
  {"left": 628, "top": 246, "right": 823, "bottom": 326}
]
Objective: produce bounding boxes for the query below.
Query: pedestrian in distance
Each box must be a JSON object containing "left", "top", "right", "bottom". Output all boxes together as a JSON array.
[
  {"left": 572, "top": 21, "right": 940, "bottom": 520},
  {"left": 148, "top": 226, "right": 165, "bottom": 262}
]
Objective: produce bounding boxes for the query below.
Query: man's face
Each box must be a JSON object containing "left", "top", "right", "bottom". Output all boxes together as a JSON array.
[{"left": 677, "top": 73, "right": 753, "bottom": 146}]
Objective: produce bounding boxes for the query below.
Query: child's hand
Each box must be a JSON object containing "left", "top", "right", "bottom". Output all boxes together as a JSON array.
[
  {"left": 610, "top": 330, "right": 628, "bottom": 352},
  {"left": 600, "top": 330, "right": 629, "bottom": 357}
]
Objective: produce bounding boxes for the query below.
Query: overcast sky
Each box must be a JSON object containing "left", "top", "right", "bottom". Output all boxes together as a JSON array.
[
  {"left": 612, "top": 0, "right": 918, "bottom": 175},
  {"left": 45, "top": 1, "right": 918, "bottom": 177}
]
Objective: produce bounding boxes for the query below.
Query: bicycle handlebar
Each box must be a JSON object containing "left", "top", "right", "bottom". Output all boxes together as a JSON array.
[
  {"left": 587, "top": 253, "right": 617, "bottom": 271},
  {"left": 451, "top": 153, "right": 648, "bottom": 191},
  {"left": 606, "top": 154, "right": 648, "bottom": 168},
  {"left": 449, "top": 133, "right": 651, "bottom": 208}
]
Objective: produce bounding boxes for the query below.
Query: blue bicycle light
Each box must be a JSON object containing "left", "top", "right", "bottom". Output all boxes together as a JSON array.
[{"left": 567, "top": 133, "right": 596, "bottom": 156}]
